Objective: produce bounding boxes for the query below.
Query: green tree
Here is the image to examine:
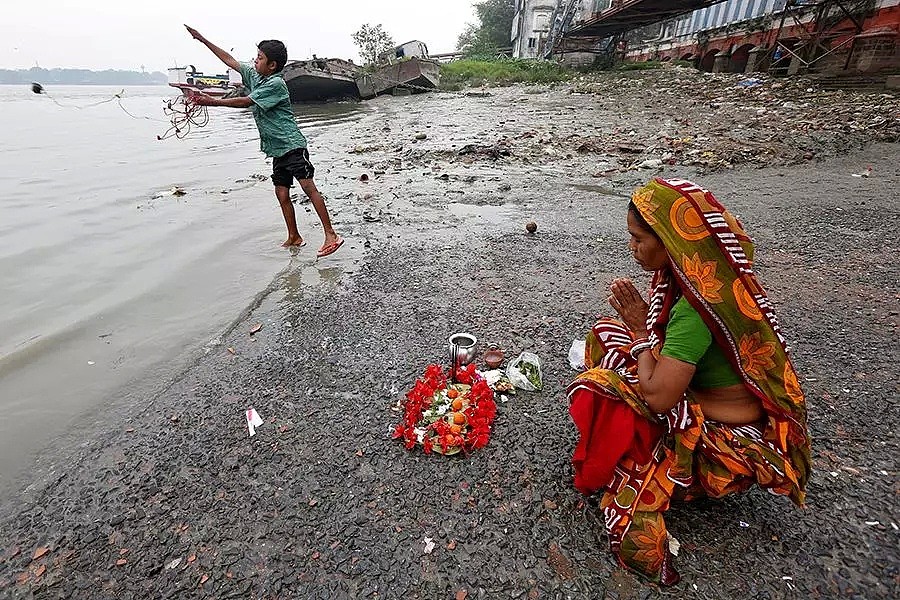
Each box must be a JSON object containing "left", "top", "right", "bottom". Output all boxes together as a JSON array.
[
  {"left": 352, "top": 24, "right": 395, "bottom": 66},
  {"left": 457, "top": 0, "right": 516, "bottom": 55}
]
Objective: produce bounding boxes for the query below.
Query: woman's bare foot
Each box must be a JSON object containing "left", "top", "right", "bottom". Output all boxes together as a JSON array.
[{"left": 282, "top": 236, "right": 305, "bottom": 247}]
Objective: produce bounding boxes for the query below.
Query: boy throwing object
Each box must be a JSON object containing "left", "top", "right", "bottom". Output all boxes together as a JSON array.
[{"left": 185, "top": 25, "right": 343, "bottom": 256}]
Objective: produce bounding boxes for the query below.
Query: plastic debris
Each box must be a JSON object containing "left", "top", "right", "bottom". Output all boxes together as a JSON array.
[
  {"left": 423, "top": 537, "right": 435, "bottom": 554},
  {"left": 568, "top": 340, "right": 587, "bottom": 371},
  {"left": 667, "top": 532, "right": 680, "bottom": 556},
  {"left": 246, "top": 408, "right": 263, "bottom": 437}
]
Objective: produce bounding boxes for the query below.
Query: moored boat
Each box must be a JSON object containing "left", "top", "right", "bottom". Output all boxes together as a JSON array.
[{"left": 282, "top": 58, "right": 361, "bottom": 102}]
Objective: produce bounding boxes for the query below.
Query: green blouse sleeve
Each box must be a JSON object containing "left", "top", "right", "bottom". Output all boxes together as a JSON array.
[{"left": 661, "top": 297, "right": 712, "bottom": 365}]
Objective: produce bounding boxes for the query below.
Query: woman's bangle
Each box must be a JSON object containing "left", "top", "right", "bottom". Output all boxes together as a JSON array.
[{"left": 629, "top": 339, "right": 653, "bottom": 360}]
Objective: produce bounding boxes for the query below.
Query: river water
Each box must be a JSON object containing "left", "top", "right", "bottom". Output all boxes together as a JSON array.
[{"left": 0, "top": 85, "right": 368, "bottom": 493}]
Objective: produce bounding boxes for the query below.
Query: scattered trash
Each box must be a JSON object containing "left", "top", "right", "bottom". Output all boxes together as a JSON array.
[
  {"left": 166, "top": 558, "right": 182, "bottom": 570},
  {"left": 87, "top": 361, "right": 95, "bottom": 366},
  {"left": 246, "top": 408, "right": 263, "bottom": 437},
  {"left": 358, "top": 173, "right": 369, "bottom": 182},
  {"left": 455, "top": 590, "right": 468, "bottom": 600},
  {"left": 568, "top": 340, "right": 587, "bottom": 371},
  {"left": 227, "top": 347, "right": 236, "bottom": 355},
  {"left": 864, "top": 521, "right": 880, "bottom": 526},
  {"left": 525, "top": 221, "right": 538, "bottom": 234},
  {"left": 851, "top": 167, "right": 873, "bottom": 178},
  {"left": 737, "top": 78, "right": 764, "bottom": 88},
  {"left": 634, "top": 158, "right": 663, "bottom": 170},
  {"left": 170, "top": 186, "right": 187, "bottom": 197},
  {"left": 249, "top": 323, "right": 263, "bottom": 335},
  {"left": 739, "top": 521, "right": 750, "bottom": 528},
  {"left": 507, "top": 352, "right": 543, "bottom": 391},
  {"left": 415, "top": 133, "right": 427, "bottom": 141},
  {"left": 423, "top": 537, "right": 435, "bottom": 554},
  {"left": 667, "top": 532, "right": 681, "bottom": 557},
  {"left": 115, "top": 558, "right": 127, "bottom": 566},
  {"left": 32, "top": 547, "right": 50, "bottom": 561}
]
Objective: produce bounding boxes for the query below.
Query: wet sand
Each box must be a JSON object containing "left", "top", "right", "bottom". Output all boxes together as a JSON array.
[{"left": 0, "top": 72, "right": 898, "bottom": 598}]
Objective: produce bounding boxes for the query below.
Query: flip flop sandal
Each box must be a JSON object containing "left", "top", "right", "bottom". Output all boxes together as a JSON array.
[{"left": 317, "top": 237, "right": 345, "bottom": 258}]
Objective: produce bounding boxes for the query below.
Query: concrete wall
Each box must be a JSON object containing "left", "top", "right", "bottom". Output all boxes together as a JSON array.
[{"left": 512, "top": 1, "right": 557, "bottom": 58}]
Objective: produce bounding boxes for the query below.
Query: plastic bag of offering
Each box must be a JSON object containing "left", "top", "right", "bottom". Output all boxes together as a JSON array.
[{"left": 507, "top": 352, "right": 543, "bottom": 391}]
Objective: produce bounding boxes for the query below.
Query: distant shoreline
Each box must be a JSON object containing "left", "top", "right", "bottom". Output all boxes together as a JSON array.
[
  {"left": 0, "top": 68, "right": 167, "bottom": 86},
  {"left": 0, "top": 82, "right": 168, "bottom": 86}
]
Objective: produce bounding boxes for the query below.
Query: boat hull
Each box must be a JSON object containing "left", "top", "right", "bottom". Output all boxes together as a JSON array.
[
  {"left": 356, "top": 58, "right": 441, "bottom": 99},
  {"left": 282, "top": 59, "right": 361, "bottom": 102}
]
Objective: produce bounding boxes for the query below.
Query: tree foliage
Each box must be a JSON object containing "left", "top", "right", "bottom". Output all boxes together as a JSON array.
[
  {"left": 456, "top": 0, "right": 516, "bottom": 55},
  {"left": 352, "top": 24, "right": 395, "bottom": 66}
]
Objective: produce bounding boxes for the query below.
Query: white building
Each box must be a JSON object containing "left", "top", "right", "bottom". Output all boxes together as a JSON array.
[{"left": 512, "top": 1, "right": 557, "bottom": 58}]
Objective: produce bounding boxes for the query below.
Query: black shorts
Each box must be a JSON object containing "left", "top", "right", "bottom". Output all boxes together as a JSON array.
[{"left": 272, "top": 147, "right": 315, "bottom": 187}]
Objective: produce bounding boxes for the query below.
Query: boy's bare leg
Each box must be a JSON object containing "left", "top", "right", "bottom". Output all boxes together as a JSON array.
[
  {"left": 274, "top": 186, "right": 304, "bottom": 246},
  {"left": 298, "top": 179, "right": 340, "bottom": 248}
]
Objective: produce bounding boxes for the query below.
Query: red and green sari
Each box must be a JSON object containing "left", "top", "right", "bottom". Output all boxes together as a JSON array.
[{"left": 568, "top": 178, "right": 811, "bottom": 585}]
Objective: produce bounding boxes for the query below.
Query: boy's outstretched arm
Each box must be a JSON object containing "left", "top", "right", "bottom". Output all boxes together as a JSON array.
[
  {"left": 192, "top": 94, "right": 252, "bottom": 108},
  {"left": 185, "top": 25, "right": 240, "bottom": 71}
]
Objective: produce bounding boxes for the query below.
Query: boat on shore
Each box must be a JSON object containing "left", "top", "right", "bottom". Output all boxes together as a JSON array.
[
  {"left": 356, "top": 57, "right": 440, "bottom": 99},
  {"left": 281, "top": 58, "right": 361, "bottom": 102},
  {"left": 356, "top": 41, "right": 440, "bottom": 99}
]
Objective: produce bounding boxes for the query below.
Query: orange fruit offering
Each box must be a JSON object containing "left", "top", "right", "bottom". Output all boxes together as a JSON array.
[
  {"left": 452, "top": 412, "right": 466, "bottom": 425},
  {"left": 444, "top": 434, "right": 456, "bottom": 446},
  {"left": 447, "top": 389, "right": 459, "bottom": 399},
  {"left": 450, "top": 424, "right": 462, "bottom": 434},
  {"left": 451, "top": 399, "right": 463, "bottom": 411}
]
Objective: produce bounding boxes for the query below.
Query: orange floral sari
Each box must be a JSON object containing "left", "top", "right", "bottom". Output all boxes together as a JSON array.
[{"left": 568, "top": 178, "right": 811, "bottom": 585}]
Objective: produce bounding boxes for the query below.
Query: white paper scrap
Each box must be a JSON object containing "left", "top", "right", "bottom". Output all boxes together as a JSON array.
[{"left": 246, "top": 407, "right": 264, "bottom": 437}]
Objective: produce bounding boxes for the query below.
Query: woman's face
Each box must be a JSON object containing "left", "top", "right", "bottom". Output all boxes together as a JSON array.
[{"left": 627, "top": 210, "right": 668, "bottom": 271}]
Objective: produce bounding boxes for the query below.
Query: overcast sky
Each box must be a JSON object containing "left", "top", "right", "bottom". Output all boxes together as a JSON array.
[{"left": 1, "top": 1, "right": 478, "bottom": 72}]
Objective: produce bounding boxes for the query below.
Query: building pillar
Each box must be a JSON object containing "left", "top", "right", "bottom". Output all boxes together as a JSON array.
[
  {"left": 712, "top": 51, "right": 731, "bottom": 73},
  {"left": 745, "top": 46, "right": 767, "bottom": 73}
]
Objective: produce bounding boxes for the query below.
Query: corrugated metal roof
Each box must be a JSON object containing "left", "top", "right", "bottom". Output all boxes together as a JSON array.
[{"left": 566, "top": 0, "right": 731, "bottom": 38}]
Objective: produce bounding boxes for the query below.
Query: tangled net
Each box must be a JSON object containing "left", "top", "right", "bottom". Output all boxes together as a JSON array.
[
  {"left": 157, "top": 95, "right": 209, "bottom": 141},
  {"left": 31, "top": 81, "right": 211, "bottom": 141}
]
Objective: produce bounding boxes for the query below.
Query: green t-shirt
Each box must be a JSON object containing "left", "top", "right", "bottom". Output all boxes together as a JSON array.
[
  {"left": 661, "top": 296, "right": 742, "bottom": 389},
  {"left": 239, "top": 63, "right": 307, "bottom": 158}
]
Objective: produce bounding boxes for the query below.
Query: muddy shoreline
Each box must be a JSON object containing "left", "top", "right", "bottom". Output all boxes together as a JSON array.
[{"left": 1, "top": 72, "right": 898, "bottom": 598}]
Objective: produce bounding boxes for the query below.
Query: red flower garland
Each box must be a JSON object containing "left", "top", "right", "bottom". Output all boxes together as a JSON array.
[{"left": 393, "top": 363, "right": 497, "bottom": 455}]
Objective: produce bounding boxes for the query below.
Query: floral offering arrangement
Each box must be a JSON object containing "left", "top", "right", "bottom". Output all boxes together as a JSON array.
[{"left": 393, "top": 364, "right": 498, "bottom": 455}]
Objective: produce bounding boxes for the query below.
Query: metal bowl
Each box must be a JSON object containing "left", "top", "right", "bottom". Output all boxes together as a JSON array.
[{"left": 449, "top": 333, "right": 477, "bottom": 366}]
